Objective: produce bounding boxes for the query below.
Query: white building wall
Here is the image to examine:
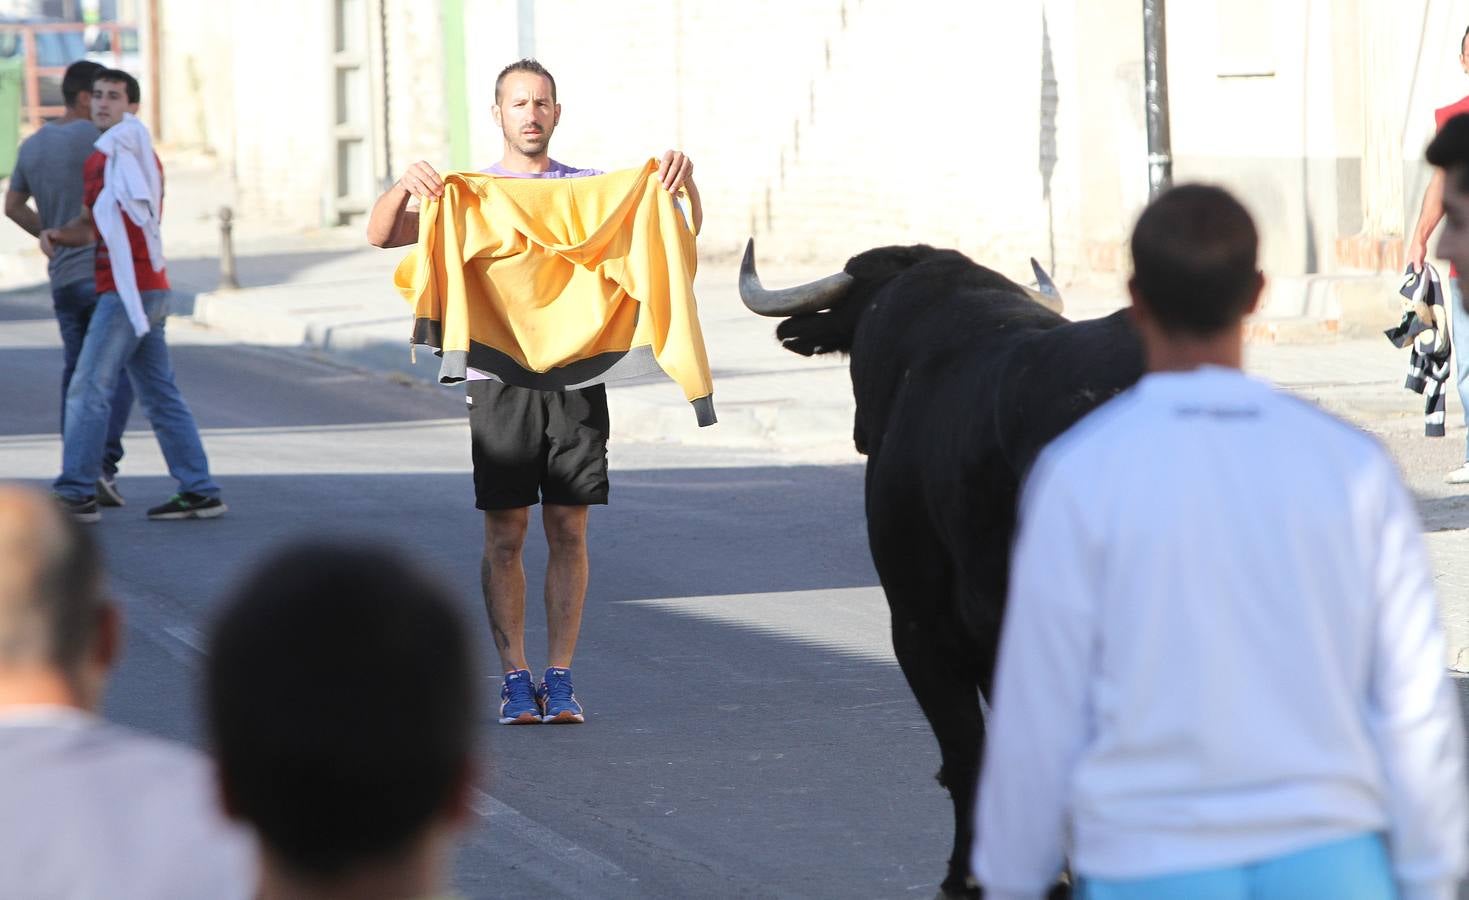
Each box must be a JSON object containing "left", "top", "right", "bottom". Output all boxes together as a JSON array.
[
  {"left": 157, "top": 0, "right": 236, "bottom": 157},
  {"left": 150, "top": 0, "right": 1469, "bottom": 276}
]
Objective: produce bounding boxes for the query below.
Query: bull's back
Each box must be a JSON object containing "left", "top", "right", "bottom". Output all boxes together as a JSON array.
[
  {"left": 861, "top": 307, "right": 1144, "bottom": 641},
  {"left": 993, "top": 310, "right": 1146, "bottom": 476}
]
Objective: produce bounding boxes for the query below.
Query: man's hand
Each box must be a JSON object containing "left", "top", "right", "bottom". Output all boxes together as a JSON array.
[
  {"left": 399, "top": 161, "right": 444, "bottom": 200},
  {"left": 656, "top": 150, "right": 693, "bottom": 193},
  {"left": 38, "top": 228, "right": 55, "bottom": 259},
  {"left": 1408, "top": 238, "right": 1428, "bottom": 274}
]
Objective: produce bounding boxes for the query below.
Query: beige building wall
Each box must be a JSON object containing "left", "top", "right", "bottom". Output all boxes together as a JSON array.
[
  {"left": 516, "top": 0, "right": 1086, "bottom": 287},
  {"left": 156, "top": 2, "right": 236, "bottom": 157},
  {"left": 150, "top": 0, "right": 1469, "bottom": 284}
]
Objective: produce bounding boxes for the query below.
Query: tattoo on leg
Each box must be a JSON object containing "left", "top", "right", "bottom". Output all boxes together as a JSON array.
[{"left": 483, "top": 555, "right": 513, "bottom": 654}]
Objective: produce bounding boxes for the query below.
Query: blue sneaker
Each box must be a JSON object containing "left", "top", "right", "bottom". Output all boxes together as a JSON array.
[
  {"left": 498, "top": 669, "right": 541, "bottom": 724},
  {"left": 537, "top": 667, "right": 584, "bottom": 723}
]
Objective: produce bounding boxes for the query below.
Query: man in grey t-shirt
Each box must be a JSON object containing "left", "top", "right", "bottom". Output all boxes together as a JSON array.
[{"left": 4, "top": 60, "right": 132, "bottom": 507}]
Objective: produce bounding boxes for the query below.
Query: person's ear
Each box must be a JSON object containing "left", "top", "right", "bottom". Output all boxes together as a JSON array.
[
  {"left": 492, "top": 103, "right": 502, "bottom": 129},
  {"left": 1243, "top": 271, "right": 1266, "bottom": 317},
  {"left": 553, "top": 102, "right": 561, "bottom": 127},
  {"left": 1126, "top": 276, "right": 1151, "bottom": 327},
  {"left": 215, "top": 765, "right": 244, "bottom": 821},
  {"left": 445, "top": 755, "right": 477, "bottom": 830},
  {"left": 93, "top": 603, "right": 121, "bottom": 672}
]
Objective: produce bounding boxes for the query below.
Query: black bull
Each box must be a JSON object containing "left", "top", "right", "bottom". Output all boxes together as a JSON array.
[{"left": 740, "top": 241, "right": 1145, "bottom": 898}]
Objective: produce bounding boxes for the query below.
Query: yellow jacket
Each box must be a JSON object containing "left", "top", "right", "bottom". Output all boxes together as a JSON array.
[{"left": 394, "top": 160, "right": 715, "bottom": 426}]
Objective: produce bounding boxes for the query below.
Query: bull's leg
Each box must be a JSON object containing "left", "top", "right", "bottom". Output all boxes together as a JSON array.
[{"left": 890, "top": 609, "right": 985, "bottom": 900}]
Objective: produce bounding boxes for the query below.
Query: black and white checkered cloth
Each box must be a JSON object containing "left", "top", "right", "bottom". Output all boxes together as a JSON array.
[{"left": 1385, "top": 263, "right": 1451, "bottom": 437}]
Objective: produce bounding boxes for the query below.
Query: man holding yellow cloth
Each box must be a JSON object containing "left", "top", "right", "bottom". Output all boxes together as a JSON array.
[{"left": 367, "top": 59, "right": 703, "bottom": 727}]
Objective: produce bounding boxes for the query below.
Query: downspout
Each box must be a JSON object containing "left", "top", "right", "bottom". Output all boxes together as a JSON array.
[
  {"left": 147, "top": 0, "right": 161, "bottom": 137},
  {"left": 380, "top": 0, "right": 392, "bottom": 188},
  {"left": 1143, "top": 0, "right": 1172, "bottom": 198},
  {"left": 518, "top": 0, "right": 535, "bottom": 58},
  {"left": 441, "top": 0, "right": 470, "bottom": 169}
]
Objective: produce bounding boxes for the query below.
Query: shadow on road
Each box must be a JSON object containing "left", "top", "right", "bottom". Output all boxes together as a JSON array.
[
  {"left": 56, "top": 463, "right": 929, "bottom": 899},
  {"left": 167, "top": 248, "right": 370, "bottom": 316},
  {"left": 0, "top": 340, "right": 466, "bottom": 438},
  {"left": 1416, "top": 492, "right": 1469, "bottom": 533}
]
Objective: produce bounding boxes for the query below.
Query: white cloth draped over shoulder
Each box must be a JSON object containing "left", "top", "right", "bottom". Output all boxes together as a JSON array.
[{"left": 92, "top": 112, "right": 164, "bottom": 337}]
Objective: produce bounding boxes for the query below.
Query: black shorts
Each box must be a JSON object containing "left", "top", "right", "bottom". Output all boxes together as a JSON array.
[{"left": 467, "top": 380, "right": 610, "bottom": 510}]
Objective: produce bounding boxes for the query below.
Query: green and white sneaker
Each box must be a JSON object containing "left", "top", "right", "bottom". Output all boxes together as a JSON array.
[{"left": 146, "top": 492, "right": 227, "bottom": 520}]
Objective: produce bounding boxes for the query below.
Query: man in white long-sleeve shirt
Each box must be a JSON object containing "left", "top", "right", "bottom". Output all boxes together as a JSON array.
[{"left": 971, "top": 184, "right": 1467, "bottom": 900}]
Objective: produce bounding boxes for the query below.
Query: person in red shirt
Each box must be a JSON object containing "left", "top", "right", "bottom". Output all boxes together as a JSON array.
[
  {"left": 43, "top": 69, "right": 225, "bottom": 522},
  {"left": 1410, "top": 26, "right": 1469, "bottom": 484}
]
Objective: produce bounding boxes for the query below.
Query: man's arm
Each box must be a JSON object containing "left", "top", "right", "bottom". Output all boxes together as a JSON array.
[
  {"left": 1368, "top": 468, "right": 1468, "bottom": 900},
  {"left": 656, "top": 150, "right": 703, "bottom": 234},
  {"left": 4, "top": 189, "right": 41, "bottom": 237},
  {"left": 40, "top": 206, "right": 93, "bottom": 257},
  {"left": 1409, "top": 168, "right": 1447, "bottom": 273},
  {"left": 972, "top": 455, "right": 1095, "bottom": 900},
  {"left": 366, "top": 161, "right": 443, "bottom": 248}
]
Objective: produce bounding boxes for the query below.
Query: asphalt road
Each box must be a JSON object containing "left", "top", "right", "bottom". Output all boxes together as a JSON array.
[{"left": 0, "top": 286, "right": 954, "bottom": 899}]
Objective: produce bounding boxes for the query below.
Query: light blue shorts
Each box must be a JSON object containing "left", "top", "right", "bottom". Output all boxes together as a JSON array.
[{"left": 1077, "top": 833, "right": 1394, "bottom": 900}]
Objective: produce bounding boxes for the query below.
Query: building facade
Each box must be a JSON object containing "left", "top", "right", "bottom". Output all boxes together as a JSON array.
[{"left": 153, "top": 0, "right": 1469, "bottom": 290}]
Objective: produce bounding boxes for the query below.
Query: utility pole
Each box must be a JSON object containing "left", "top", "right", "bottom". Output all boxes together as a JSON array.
[{"left": 1143, "top": 0, "right": 1172, "bottom": 198}]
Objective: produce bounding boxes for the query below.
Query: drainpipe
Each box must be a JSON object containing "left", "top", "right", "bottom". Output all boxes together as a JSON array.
[
  {"left": 440, "top": 0, "right": 470, "bottom": 169},
  {"left": 380, "top": 0, "right": 392, "bottom": 189},
  {"left": 1142, "top": 0, "right": 1172, "bottom": 198},
  {"left": 146, "top": 0, "right": 161, "bottom": 137}
]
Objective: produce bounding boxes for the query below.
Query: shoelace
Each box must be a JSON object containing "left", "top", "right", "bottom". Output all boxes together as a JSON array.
[
  {"left": 544, "top": 676, "right": 575, "bottom": 703},
  {"left": 503, "top": 676, "right": 535, "bottom": 704}
]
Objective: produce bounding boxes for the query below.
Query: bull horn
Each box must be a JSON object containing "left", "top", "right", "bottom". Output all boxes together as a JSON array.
[
  {"left": 739, "top": 238, "right": 854, "bottom": 317},
  {"left": 1022, "top": 257, "right": 1064, "bottom": 314}
]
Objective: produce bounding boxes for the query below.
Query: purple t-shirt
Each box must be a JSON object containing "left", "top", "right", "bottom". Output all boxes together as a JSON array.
[{"left": 480, "top": 159, "right": 602, "bottom": 178}]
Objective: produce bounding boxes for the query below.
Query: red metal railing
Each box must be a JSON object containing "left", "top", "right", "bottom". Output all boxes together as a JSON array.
[{"left": 0, "top": 22, "right": 130, "bottom": 130}]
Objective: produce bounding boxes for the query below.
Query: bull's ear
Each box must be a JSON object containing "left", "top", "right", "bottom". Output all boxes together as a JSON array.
[{"left": 1023, "top": 258, "right": 1064, "bottom": 314}]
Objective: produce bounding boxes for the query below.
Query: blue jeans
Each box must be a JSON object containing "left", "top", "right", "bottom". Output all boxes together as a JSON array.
[
  {"left": 53, "top": 278, "right": 132, "bottom": 478},
  {"left": 53, "top": 290, "right": 220, "bottom": 501},
  {"left": 1452, "top": 277, "right": 1469, "bottom": 460},
  {"left": 1076, "top": 833, "right": 1395, "bottom": 899}
]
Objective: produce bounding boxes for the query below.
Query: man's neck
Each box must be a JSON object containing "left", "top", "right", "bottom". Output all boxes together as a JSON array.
[
  {"left": 58, "top": 106, "right": 89, "bottom": 125},
  {"left": 258, "top": 839, "right": 448, "bottom": 900},
  {"left": 496, "top": 147, "right": 553, "bottom": 174},
  {"left": 1144, "top": 324, "right": 1245, "bottom": 374},
  {"left": 0, "top": 669, "right": 91, "bottom": 712}
]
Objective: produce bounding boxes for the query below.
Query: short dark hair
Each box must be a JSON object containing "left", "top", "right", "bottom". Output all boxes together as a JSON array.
[
  {"left": 205, "top": 542, "right": 477, "bottom": 879},
  {"left": 93, "top": 68, "right": 139, "bottom": 105},
  {"left": 1428, "top": 113, "right": 1469, "bottom": 194},
  {"left": 494, "top": 58, "right": 556, "bottom": 105},
  {"left": 0, "top": 493, "right": 104, "bottom": 671},
  {"left": 1130, "top": 184, "right": 1261, "bottom": 336},
  {"left": 61, "top": 60, "right": 104, "bottom": 108}
]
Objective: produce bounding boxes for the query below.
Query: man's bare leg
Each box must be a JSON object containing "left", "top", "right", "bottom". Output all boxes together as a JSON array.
[
  {"left": 482, "top": 507, "right": 531, "bottom": 673},
  {"left": 542, "top": 504, "right": 589, "bottom": 668}
]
